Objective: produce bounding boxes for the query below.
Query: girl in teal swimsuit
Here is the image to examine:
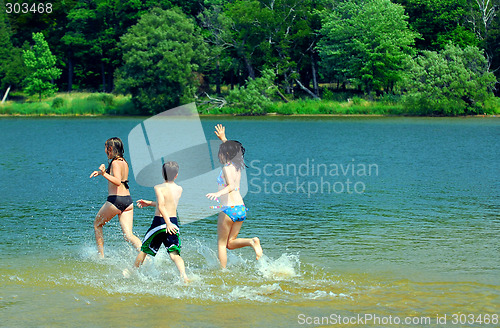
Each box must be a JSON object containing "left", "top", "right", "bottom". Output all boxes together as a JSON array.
[{"left": 206, "top": 124, "right": 263, "bottom": 268}]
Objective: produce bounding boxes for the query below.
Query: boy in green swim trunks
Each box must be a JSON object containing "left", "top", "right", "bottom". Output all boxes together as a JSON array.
[{"left": 124, "top": 161, "right": 189, "bottom": 283}]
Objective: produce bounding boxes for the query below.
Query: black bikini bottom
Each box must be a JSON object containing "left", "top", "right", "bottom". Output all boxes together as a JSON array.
[{"left": 107, "top": 195, "right": 133, "bottom": 212}]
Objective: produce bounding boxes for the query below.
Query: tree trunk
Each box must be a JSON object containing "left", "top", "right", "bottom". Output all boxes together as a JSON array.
[
  {"left": 295, "top": 78, "right": 320, "bottom": 99},
  {"left": 243, "top": 55, "right": 255, "bottom": 80},
  {"left": 67, "top": 53, "right": 73, "bottom": 93},
  {"left": 108, "top": 67, "right": 114, "bottom": 92},
  {"left": 216, "top": 59, "right": 221, "bottom": 95},
  {"left": 311, "top": 55, "right": 319, "bottom": 97},
  {"left": 284, "top": 71, "right": 292, "bottom": 94},
  {"left": 101, "top": 60, "right": 106, "bottom": 93},
  {"left": 276, "top": 89, "right": 290, "bottom": 103},
  {"left": 1, "top": 85, "right": 11, "bottom": 103}
]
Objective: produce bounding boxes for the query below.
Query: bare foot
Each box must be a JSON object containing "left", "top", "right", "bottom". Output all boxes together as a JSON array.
[
  {"left": 181, "top": 275, "right": 191, "bottom": 285},
  {"left": 251, "top": 237, "right": 263, "bottom": 260}
]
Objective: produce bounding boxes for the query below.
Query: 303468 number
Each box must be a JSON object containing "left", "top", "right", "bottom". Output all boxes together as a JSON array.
[
  {"left": 5, "top": 3, "right": 52, "bottom": 14},
  {"left": 451, "top": 314, "right": 499, "bottom": 325}
]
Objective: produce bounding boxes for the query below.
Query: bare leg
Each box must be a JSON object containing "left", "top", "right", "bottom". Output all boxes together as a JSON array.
[
  {"left": 227, "top": 221, "right": 263, "bottom": 260},
  {"left": 169, "top": 251, "right": 189, "bottom": 284},
  {"left": 217, "top": 212, "right": 232, "bottom": 268},
  {"left": 118, "top": 205, "right": 142, "bottom": 251},
  {"left": 134, "top": 251, "right": 147, "bottom": 268},
  {"left": 123, "top": 251, "right": 147, "bottom": 278},
  {"left": 94, "top": 202, "right": 121, "bottom": 258}
]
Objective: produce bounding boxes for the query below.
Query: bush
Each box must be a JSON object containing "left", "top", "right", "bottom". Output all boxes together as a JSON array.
[
  {"left": 483, "top": 97, "right": 500, "bottom": 115},
  {"left": 226, "top": 69, "right": 277, "bottom": 115},
  {"left": 86, "top": 93, "right": 114, "bottom": 107},
  {"left": 51, "top": 97, "right": 65, "bottom": 109},
  {"left": 71, "top": 98, "right": 105, "bottom": 115},
  {"left": 402, "top": 43, "right": 497, "bottom": 115},
  {"left": 321, "top": 89, "right": 356, "bottom": 102}
]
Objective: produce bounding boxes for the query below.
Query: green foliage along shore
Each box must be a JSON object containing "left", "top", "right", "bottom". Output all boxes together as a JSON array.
[
  {"left": 0, "top": 0, "right": 499, "bottom": 116},
  {"left": 1, "top": 91, "right": 498, "bottom": 116},
  {"left": 0, "top": 93, "right": 136, "bottom": 116}
]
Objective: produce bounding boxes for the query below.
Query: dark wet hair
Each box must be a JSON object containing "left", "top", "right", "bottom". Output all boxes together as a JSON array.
[
  {"left": 218, "top": 140, "right": 246, "bottom": 170},
  {"left": 105, "top": 137, "right": 125, "bottom": 159},
  {"left": 162, "top": 161, "right": 179, "bottom": 181}
]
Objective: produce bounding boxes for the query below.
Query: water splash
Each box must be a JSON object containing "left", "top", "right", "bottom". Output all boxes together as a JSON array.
[
  {"left": 257, "top": 254, "right": 299, "bottom": 280},
  {"left": 4, "top": 239, "right": 355, "bottom": 304}
]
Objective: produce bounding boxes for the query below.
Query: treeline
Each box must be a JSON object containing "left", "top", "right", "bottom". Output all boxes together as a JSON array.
[{"left": 0, "top": 0, "right": 499, "bottom": 115}]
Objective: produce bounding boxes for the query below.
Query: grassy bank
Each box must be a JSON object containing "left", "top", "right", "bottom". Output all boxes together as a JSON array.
[
  {"left": 0, "top": 92, "right": 137, "bottom": 116},
  {"left": 200, "top": 97, "right": 407, "bottom": 116},
  {"left": 1, "top": 92, "right": 499, "bottom": 116},
  {"left": 200, "top": 95, "right": 500, "bottom": 116}
]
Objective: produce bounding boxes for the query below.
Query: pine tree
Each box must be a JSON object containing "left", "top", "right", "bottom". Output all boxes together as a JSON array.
[{"left": 23, "top": 32, "right": 62, "bottom": 101}]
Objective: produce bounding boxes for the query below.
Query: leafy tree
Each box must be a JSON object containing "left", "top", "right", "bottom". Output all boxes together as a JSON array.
[
  {"left": 0, "top": 0, "right": 25, "bottom": 92},
  {"left": 394, "top": 0, "right": 478, "bottom": 50},
  {"left": 466, "top": 0, "right": 499, "bottom": 43},
  {"left": 22, "top": 32, "right": 62, "bottom": 101},
  {"left": 62, "top": 0, "right": 136, "bottom": 92},
  {"left": 317, "top": 0, "right": 419, "bottom": 95},
  {"left": 226, "top": 68, "right": 278, "bottom": 114},
  {"left": 199, "top": 0, "right": 321, "bottom": 97},
  {"left": 4, "top": 1, "right": 78, "bottom": 92},
  {"left": 402, "top": 43, "right": 497, "bottom": 115},
  {"left": 200, "top": 0, "right": 269, "bottom": 81},
  {"left": 116, "top": 7, "right": 208, "bottom": 114},
  {"left": 62, "top": 0, "right": 193, "bottom": 92},
  {"left": 466, "top": 0, "right": 500, "bottom": 92},
  {"left": 487, "top": 8, "right": 500, "bottom": 94}
]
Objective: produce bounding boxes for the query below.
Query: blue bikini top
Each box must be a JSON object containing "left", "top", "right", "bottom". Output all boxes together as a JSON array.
[
  {"left": 217, "top": 163, "right": 239, "bottom": 191},
  {"left": 217, "top": 169, "right": 226, "bottom": 186}
]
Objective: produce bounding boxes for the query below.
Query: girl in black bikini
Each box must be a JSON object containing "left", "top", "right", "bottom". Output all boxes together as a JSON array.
[{"left": 90, "top": 137, "right": 142, "bottom": 258}]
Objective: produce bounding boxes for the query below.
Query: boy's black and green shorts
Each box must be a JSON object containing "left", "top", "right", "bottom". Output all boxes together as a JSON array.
[{"left": 141, "top": 216, "right": 181, "bottom": 256}]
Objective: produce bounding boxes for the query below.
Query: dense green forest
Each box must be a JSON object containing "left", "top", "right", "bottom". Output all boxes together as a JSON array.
[{"left": 0, "top": 0, "right": 499, "bottom": 115}]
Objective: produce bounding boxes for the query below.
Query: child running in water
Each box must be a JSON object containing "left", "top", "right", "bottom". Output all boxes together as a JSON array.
[
  {"left": 124, "top": 161, "right": 189, "bottom": 283},
  {"left": 206, "top": 124, "right": 263, "bottom": 268},
  {"left": 90, "top": 137, "right": 142, "bottom": 258}
]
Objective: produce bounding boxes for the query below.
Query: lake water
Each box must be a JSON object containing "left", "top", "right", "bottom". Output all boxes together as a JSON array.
[{"left": 1, "top": 116, "right": 499, "bottom": 327}]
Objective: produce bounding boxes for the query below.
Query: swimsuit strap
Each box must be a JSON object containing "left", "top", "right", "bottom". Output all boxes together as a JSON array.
[
  {"left": 122, "top": 180, "right": 130, "bottom": 190},
  {"left": 210, "top": 198, "right": 223, "bottom": 209},
  {"left": 106, "top": 156, "right": 125, "bottom": 173},
  {"left": 209, "top": 198, "right": 247, "bottom": 211},
  {"left": 105, "top": 157, "right": 115, "bottom": 174},
  {"left": 106, "top": 157, "right": 129, "bottom": 189}
]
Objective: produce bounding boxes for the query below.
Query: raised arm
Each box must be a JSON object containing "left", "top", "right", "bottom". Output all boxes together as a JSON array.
[{"left": 214, "top": 124, "right": 227, "bottom": 142}]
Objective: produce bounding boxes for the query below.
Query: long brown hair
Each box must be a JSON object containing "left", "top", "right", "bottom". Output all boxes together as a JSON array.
[
  {"left": 105, "top": 137, "right": 125, "bottom": 159},
  {"left": 218, "top": 140, "right": 246, "bottom": 170}
]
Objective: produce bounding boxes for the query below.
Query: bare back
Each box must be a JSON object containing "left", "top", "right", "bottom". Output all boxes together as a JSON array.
[
  {"left": 107, "top": 158, "right": 130, "bottom": 196},
  {"left": 154, "top": 182, "right": 182, "bottom": 218}
]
